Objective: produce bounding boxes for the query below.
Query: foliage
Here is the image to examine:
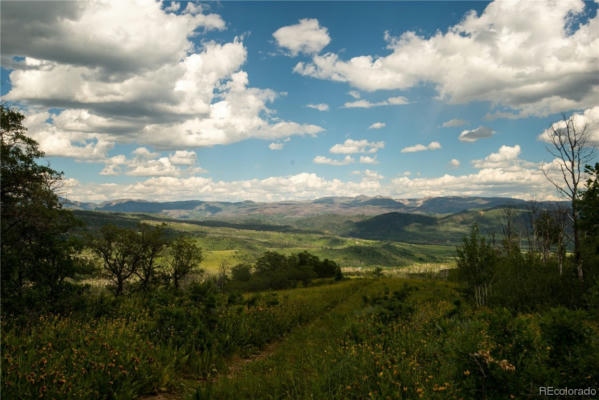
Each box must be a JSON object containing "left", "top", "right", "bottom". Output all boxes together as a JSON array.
[
  {"left": 1, "top": 280, "right": 362, "bottom": 399},
  {"left": 1, "top": 105, "right": 89, "bottom": 311},
  {"left": 579, "top": 163, "right": 599, "bottom": 281},
  {"left": 456, "top": 224, "right": 497, "bottom": 306},
  {"left": 228, "top": 250, "right": 342, "bottom": 291},
  {"left": 88, "top": 224, "right": 143, "bottom": 296},
  {"left": 166, "top": 236, "right": 204, "bottom": 289},
  {"left": 135, "top": 223, "right": 168, "bottom": 291},
  {"left": 199, "top": 279, "right": 599, "bottom": 400}
]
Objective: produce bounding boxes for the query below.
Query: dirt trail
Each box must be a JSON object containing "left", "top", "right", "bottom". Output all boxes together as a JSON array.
[
  {"left": 138, "top": 333, "right": 285, "bottom": 400},
  {"left": 221, "top": 340, "right": 281, "bottom": 380}
]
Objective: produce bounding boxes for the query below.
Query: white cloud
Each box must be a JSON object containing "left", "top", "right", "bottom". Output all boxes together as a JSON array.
[
  {"left": 368, "top": 122, "right": 386, "bottom": 130},
  {"left": 269, "top": 142, "right": 284, "bottom": 150},
  {"left": 342, "top": 96, "right": 408, "bottom": 108},
  {"left": 401, "top": 141, "right": 441, "bottom": 153},
  {"left": 353, "top": 169, "right": 383, "bottom": 180},
  {"left": 538, "top": 106, "right": 599, "bottom": 145},
  {"left": 273, "top": 18, "right": 331, "bottom": 56},
  {"left": 313, "top": 155, "right": 354, "bottom": 166},
  {"left": 22, "top": 110, "right": 114, "bottom": 160},
  {"left": 459, "top": 126, "right": 496, "bottom": 142},
  {"left": 306, "top": 103, "right": 329, "bottom": 111},
  {"left": 100, "top": 148, "right": 204, "bottom": 177},
  {"left": 3, "top": 1, "right": 323, "bottom": 156},
  {"left": 472, "top": 145, "right": 522, "bottom": 169},
  {"left": 169, "top": 150, "right": 197, "bottom": 165},
  {"left": 442, "top": 119, "right": 468, "bottom": 128},
  {"left": 348, "top": 90, "right": 361, "bottom": 99},
  {"left": 330, "top": 139, "right": 385, "bottom": 154},
  {"left": 359, "top": 155, "right": 378, "bottom": 164},
  {"left": 66, "top": 172, "right": 388, "bottom": 203},
  {"left": 64, "top": 152, "right": 561, "bottom": 202},
  {"left": 449, "top": 159, "right": 461, "bottom": 168},
  {"left": 293, "top": 0, "right": 599, "bottom": 117},
  {"left": 1, "top": 1, "right": 224, "bottom": 74}
]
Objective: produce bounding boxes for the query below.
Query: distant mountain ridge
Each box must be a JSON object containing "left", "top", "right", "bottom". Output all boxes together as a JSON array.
[{"left": 60, "top": 195, "right": 566, "bottom": 220}]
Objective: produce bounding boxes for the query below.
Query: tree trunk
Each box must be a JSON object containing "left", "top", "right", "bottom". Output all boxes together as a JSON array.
[{"left": 116, "top": 277, "right": 124, "bottom": 296}]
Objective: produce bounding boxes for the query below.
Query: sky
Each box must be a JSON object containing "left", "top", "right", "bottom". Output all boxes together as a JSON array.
[{"left": 1, "top": 0, "right": 599, "bottom": 203}]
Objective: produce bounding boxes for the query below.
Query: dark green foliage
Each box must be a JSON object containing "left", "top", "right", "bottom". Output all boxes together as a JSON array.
[
  {"left": 229, "top": 251, "right": 342, "bottom": 291},
  {"left": 1, "top": 105, "right": 90, "bottom": 311},
  {"left": 166, "top": 236, "right": 204, "bottom": 289},
  {"left": 456, "top": 224, "right": 497, "bottom": 306},
  {"left": 540, "top": 307, "right": 599, "bottom": 387},
  {"left": 579, "top": 163, "right": 599, "bottom": 281},
  {"left": 231, "top": 263, "right": 252, "bottom": 282},
  {"left": 135, "top": 223, "right": 168, "bottom": 291},
  {"left": 88, "top": 224, "right": 143, "bottom": 296}
]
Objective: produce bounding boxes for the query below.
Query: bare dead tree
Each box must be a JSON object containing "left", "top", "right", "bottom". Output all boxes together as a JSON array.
[{"left": 542, "top": 115, "right": 596, "bottom": 281}]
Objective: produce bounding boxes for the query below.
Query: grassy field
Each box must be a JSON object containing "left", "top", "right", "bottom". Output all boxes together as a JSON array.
[
  {"left": 147, "top": 219, "right": 456, "bottom": 271},
  {"left": 75, "top": 211, "right": 457, "bottom": 274},
  {"left": 4, "top": 275, "right": 597, "bottom": 399}
]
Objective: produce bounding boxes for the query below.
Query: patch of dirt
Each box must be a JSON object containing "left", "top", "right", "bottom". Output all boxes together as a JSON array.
[{"left": 222, "top": 340, "right": 280, "bottom": 379}]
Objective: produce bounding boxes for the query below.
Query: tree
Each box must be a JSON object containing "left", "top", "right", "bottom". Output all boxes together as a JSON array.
[
  {"left": 1, "top": 105, "right": 86, "bottom": 306},
  {"left": 534, "top": 210, "right": 560, "bottom": 266},
  {"left": 542, "top": 114, "right": 596, "bottom": 281},
  {"left": 135, "top": 223, "right": 168, "bottom": 291},
  {"left": 167, "top": 237, "right": 203, "bottom": 289},
  {"left": 456, "top": 224, "right": 498, "bottom": 307},
  {"left": 578, "top": 163, "right": 599, "bottom": 280},
  {"left": 89, "top": 225, "right": 142, "bottom": 296},
  {"left": 231, "top": 263, "right": 252, "bottom": 282}
]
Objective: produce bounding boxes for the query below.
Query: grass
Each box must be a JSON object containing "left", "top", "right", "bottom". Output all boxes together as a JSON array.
[
  {"left": 75, "top": 211, "right": 457, "bottom": 273},
  {"left": 4, "top": 276, "right": 598, "bottom": 399},
  {"left": 196, "top": 277, "right": 599, "bottom": 400}
]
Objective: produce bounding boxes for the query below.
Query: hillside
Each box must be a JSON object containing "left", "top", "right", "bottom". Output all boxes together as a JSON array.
[{"left": 61, "top": 195, "right": 567, "bottom": 220}]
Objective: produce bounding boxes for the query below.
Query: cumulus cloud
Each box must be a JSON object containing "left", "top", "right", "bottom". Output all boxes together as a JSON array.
[
  {"left": 293, "top": 0, "right": 599, "bottom": 117},
  {"left": 359, "top": 155, "right": 378, "bottom": 164},
  {"left": 538, "top": 106, "right": 599, "bottom": 145},
  {"left": 269, "top": 142, "right": 284, "bottom": 150},
  {"left": 353, "top": 169, "right": 384, "bottom": 180},
  {"left": 100, "top": 148, "right": 204, "bottom": 177},
  {"left": 449, "top": 159, "right": 461, "bottom": 168},
  {"left": 442, "top": 119, "right": 468, "bottom": 128},
  {"left": 306, "top": 103, "right": 329, "bottom": 111},
  {"left": 401, "top": 141, "right": 442, "bottom": 153},
  {"left": 368, "top": 122, "right": 386, "bottom": 129},
  {"left": 2, "top": 1, "right": 323, "bottom": 156},
  {"left": 472, "top": 145, "right": 522, "bottom": 169},
  {"left": 1, "top": 1, "right": 224, "bottom": 74},
  {"left": 273, "top": 18, "right": 331, "bottom": 56},
  {"left": 342, "top": 96, "right": 408, "bottom": 108},
  {"left": 459, "top": 126, "right": 496, "bottom": 142},
  {"left": 65, "top": 150, "right": 560, "bottom": 202},
  {"left": 66, "top": 172, "right": 390, "bottom": 203},
  {"left": 330, "top": 139, "right": 385, "bottom": 154},
  {"left": 169, "top": 150, "right": 198, "bottom": 165},
  {"left": 313, "top": 155, "right": 354, "bottom": 166}
]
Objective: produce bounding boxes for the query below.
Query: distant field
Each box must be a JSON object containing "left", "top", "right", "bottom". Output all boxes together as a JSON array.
[{"left": 74, "top": 211, "right": 457, "bottom": 273}]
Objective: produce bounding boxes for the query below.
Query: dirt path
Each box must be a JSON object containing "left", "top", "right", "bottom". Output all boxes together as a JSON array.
[
  {"left": 221, "top": 340, "right": 281, "bottom": 380},
  {"left": 138, "top": 339, "right": 283, "bottom": 400}
]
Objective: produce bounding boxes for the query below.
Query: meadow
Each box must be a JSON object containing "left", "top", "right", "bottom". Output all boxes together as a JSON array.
[
  {"left": 4, "top": 276, "right": 598, "bottom": 400},
  {"left": 73, "top": 211, "right": 457, "bottom": 274}
]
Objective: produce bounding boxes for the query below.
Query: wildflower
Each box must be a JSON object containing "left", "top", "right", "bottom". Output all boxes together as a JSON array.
[{"left": 464, "top": 370, "right": 470, "bottom": 376}]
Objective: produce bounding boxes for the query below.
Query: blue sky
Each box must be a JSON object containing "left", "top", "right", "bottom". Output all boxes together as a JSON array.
[{"left": 1, "top": 0, "right": 598, "bottom": 202}]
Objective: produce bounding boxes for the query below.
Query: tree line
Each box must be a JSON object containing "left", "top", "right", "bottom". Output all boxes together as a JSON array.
[{"left": 456, "top": 165, "right": 598, "bottom": 309}]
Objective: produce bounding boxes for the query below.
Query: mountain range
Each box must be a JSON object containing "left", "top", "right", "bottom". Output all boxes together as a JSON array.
[{"left": 61, "top": 195, "right": 564, "bottom": 218}]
